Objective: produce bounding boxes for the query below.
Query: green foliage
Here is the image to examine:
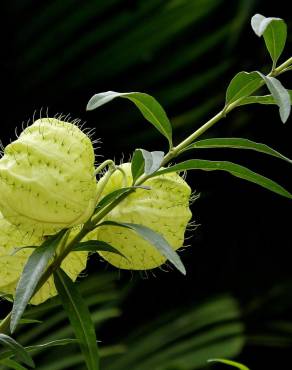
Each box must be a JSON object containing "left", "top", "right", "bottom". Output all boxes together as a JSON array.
[
  {"left": 225, "top": 72, "right": 262, "bottom": 106},
  {"left": 72, "top": 240, "right": 125, "bottom": 256},
  {"left": 184, "top": 138, "right": 292, "bottom": 163},
  {"left": 11, "top": 230, "right": 67, "bottom": 333},
  {"left": 0, "top": 334, "right": 34, "bottom": 368},
  {"left": 87, "top": 92, "right": 173, "bottom": 147},
  {"left": 257, "top": 73, "right": 291, "bottom": 123},
  {"left": 154, "top": 159, "right": 292, "bottom": 199},
  {"left": 131, "top": 149, "right": 164, "bottom": 183},
  {"left": 251, "top": 14, "right": 287, "bottom": 68},
  {"left": 208, "top": 358, "right": 250, "bottom": 370},
  {"left": 54, "top": 269, "right": 100, "bottom": 370},
  {"left": 99, "top": 221, "right": 186, "bottom": 275}
]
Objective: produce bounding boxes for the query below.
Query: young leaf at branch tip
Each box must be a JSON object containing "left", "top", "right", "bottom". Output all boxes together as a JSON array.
[
  {"left": 152, "top": 159, "right": 292, "bottom": 199},
  {"left": 184, "top": 138, "right": 292, "bottom": 164},
  {"left": 54, "top": 268, "right": 99, "bottom": 370},
  {"left": 72, "top": 240, "right": 126, "bottom": 258},
  {"left": 86, "top": 91, "right": 173, "bottom": 147},
  {"left": 99, "top": 221, "right": 186, "bottom": 275},
  {"left": 251, "top": 14, "right": 287, "bottom": 67},
  {"left": 131, "top": 149, "right": 164, "bottom": 183},
  {"left": 208, "top": 358, "right": 250, "bottom": 370},
  {"left": 10, "top": 229, "right": 67, "bottom": 333},
  {"left": 257, "top": 73, "right": 291, "bottom": 123},
  {"left": 238, "top": 90, "right": 292, "bottom": 107},
  {"left": 225, "top": 71, "right": 262, "bottom": 106},
  {"left": 0, "top": 333, "right": 34, "bottom": 368}
]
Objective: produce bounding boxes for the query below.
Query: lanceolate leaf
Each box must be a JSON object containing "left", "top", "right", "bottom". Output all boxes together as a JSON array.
[
  {"left": 10, "top": 230, "right": 67, "bottom": 333},
  {"left": 152, "top": 160, "right": 292, "bottom": 199},
  {"left": 99, "top": 221, "right": 186, "bottom": 275},
  {"left": 0, "top": 333, "right": 34, "bottom": 368},
  {"left": 225, "top": 71, "right": 262, "bottom": 106},
  {"left": 257, "top": 73, "right": 291, "bottom": 123},
  {"left": 208, "top": 358, "right": 250, "bottom": 370},
  {"left": 54, "top": 268, "right": 99, "bottom": 370},
  {"left": 72, "top": 240, "right": 125, "bottom": 257},
  {"left": 86, "top": 91, "right": 173, "bottom": 146},
  {"left": 238, "top": 90, "right": 292, "bottom": 106},
  {"left": 184, "top": 138, "right": 292, "bottom": 163},
  {"left": 251, "top": 14, "right": 287, "bottom": 67}
]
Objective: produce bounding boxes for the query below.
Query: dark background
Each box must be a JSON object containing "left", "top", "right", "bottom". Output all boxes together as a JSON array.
[{"left": 1, "top": 0, "right": 292, "bottom": 368}]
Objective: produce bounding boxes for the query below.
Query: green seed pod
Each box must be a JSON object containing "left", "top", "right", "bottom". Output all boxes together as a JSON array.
[
  {"left": 0, "top": 118, "right": 97, "bottom": 234},
  {"left": 95, "top": 163, "right": 192, "bottom": 270},
  {"left": 0, "top": 212, "right": 88, "bottom": 305}
]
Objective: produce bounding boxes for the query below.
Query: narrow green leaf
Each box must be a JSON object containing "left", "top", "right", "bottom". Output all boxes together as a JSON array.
[
  {"left": 184, "top": 138, "right": 292, "bottom": 163},
  {"left": 99, "top": 221, "right": 186, "bottom": 275},
  {"left": 54, "top": 268, "right": 99, "bottom": 370},
  {"left": 131, "top": 149, "right": 145, "bottom": 184},
  {"left": 225, "top": 71, "right": 262, "bottom": 106},
  {"left": 152, "top": 160, "right": 292, "bottom": 199},
  {"left": 257, "top": 73, "right": 291, "bottom": 123},
  {"left": 10, "top": 230, "right": 66, "bottom": 333},
  {"left": 19, "top": 319, "right": 42, "bottom": 325},
  {"left": 0, "top": 333, "right": 34, "bottom": 368},
  {"left": 72, "top": 240, "right": 125, "bottom": 257},
  {"left": 251, "top": 14, "right": 287, "bottom": 66},
  {"left": 86, "top": 91, "right": 173, "bottom": 146},
  {"left": 208, "top": 358, "right": 250, "bottom": 370},
  {"left": 0, "top": 339, "right": 78, "bottom": 361},
  {"left": 0, "top": 358, "right": 27, "bottom": 370},
  {"left": 238, "top": 90, "right": 292, "bottom": 106}
]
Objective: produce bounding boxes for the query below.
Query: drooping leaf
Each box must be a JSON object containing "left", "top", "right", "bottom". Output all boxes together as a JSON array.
[
  {"left": 72, "top": 240, "right": 125, "bottom": 257},
  {"left": 184, "top": 138, "right": 292, "bottom": 163},
  {"left": 10, "top": 230, "right": 67, "bottom": 333},
  {"left": 152, "top": 160, "right": 292, "bottom": 199},
  {"left": 86, "top": 91, "right": 173, "bottom": 146},
  {"left": 257, "top": 73, "right": 291, "bottom": 123},
  {"left": 54, "top": 268, "right": 99, "bottom": 370},
  {"left": 251, "top": 14, "right": 287, "bottom": 66},
  {"left": 208, "top": 358, "right": 250, "bottom": 370},
  {"left": 225, "top": 71, "right": 262, "bottom": 106},
  {"left": 238, "top": 90, "right": 292, "bottom": 106},
  {"left": 99, "top": 221, "right": 186, "bottom": 275},
  {"left": 0, "top": 333, "right": 34, "bottom": 368}
]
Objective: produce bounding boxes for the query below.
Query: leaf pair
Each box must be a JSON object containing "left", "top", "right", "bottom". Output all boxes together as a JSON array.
[
  {"left": 131, "top": 148, "right": 164, "bottom": 183},
  {"left": 225, "top": 71, "right": 291, "bottom": 123},
  {"left": 251, "top": 14, "right": 287, "bottom": 68}
]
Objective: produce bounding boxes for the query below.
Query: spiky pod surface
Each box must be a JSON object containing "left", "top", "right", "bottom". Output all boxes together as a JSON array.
[
  {"left": 94, "top": 163, "right": 192, "bottom": 270},
  {"left": 0, "top": 212, "right": 87, "bottom": 305},
  {"left": 0, "top": 118, "right": 97, "bottom": 234}
]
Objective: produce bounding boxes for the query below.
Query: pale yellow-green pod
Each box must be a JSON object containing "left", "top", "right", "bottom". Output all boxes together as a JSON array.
[
  {"left": 0, "top": 213, "right": 88, "bottom": 305},
  {"left": 94, "top": 163, "right": 192, "bottom": 270},
  {"left": 0, "top": 118, "right": 97, "bottom": 234}
]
